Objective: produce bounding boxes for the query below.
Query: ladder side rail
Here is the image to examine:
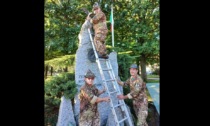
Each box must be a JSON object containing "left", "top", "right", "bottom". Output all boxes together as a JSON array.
[
  {"left": 87, "top": 28, "right": 120, "bottom": 125},
  {"left": 88, "top": 28, "right": 99, "bottom": 59},
  {"left": 87, "top": 28, "right": 111, "bottom": 104},
  {"left": 105, "top": 60, "right": 126, "bottom": 112},
  {"left": 87, "top": 28, "right": 106, "bottom": 81},
  {"left": 106, "top": 60, "right": 134, "bottom": 126},
  {"left": 88, "top": 28, "right": 106, "bottom": 81},
  {"left": 105, "top": 60, "right": 122, "bottom": 95},
  {"left": 97, "top": 63, "right": 121, "bottom": 125},
  {"left": 97, "top": 62, "right": 121, "bottom": 125}
]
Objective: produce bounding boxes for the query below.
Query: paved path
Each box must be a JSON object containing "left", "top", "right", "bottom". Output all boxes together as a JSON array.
[{"left": 146, "top": 83, "right": 159, "bottom": 114}]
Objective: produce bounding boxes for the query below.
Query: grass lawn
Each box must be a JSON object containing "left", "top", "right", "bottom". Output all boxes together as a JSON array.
[
  {"left": 147, "top": 74, "right": 159, "bottom": 78},
  {"left": 146, "top": 82, "right": 159, "bottom": 102},
  {"left": 147, "top": 79, "right": 159, "bottom": 83},
  {"left": 146, "top": 75, "right": 159, "bottom": 102}
]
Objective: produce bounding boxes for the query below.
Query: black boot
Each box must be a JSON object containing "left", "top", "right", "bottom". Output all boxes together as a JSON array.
[{"left": 98, "top": 53, "right": 109, "bottom": 59}]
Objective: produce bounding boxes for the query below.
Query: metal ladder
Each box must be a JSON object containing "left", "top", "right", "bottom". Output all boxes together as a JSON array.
[{"left": 88, "top": 28, "right": 133, "bottom": 126}]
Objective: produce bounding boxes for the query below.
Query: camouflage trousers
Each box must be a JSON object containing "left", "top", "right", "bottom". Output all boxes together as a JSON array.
[
  {"left": 93, "top": 32, "right": 107, "bottom": 56},
  {"left": 134, "top": 103, "right": 148, "bottom": 126},
  {"left": 79, "top": 118, "right": 100, "bottom": 126},
  {"left": 79, "top": 110, "right": 100, "bottom": 126}
]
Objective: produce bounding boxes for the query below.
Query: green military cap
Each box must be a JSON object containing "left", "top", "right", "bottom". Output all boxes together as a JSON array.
[
  {"left": 84, "top": 69, "right": 96, "bottom": 78},
  {"left": 129, "top": 64, "right": 138, "bottom": 69},
  {"left": 92, "top": 2, "right": 100, "bottom": 11}
]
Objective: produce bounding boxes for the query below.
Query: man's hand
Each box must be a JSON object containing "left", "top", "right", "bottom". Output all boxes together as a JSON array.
[
  {"left": 103, "top": 97, "right": 110, "bottom": 102},
  {"left": 117, "top": 94, "right": 125, "bottom": 100}
]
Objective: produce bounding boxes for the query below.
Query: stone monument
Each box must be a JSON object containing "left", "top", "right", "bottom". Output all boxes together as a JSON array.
[{"left": 57, "top": 18, "right": 134, "bottom": 126}]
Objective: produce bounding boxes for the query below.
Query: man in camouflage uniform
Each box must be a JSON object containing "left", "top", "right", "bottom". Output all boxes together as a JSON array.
[
  {"left": 117, "top": 64, "right": 148, "bottom": 126},
  {"left": 87, "top": 2, "right": 108, "bottom": 59},
  {"left": 79, "top": 69, "right": 110, "bottom": 126}
]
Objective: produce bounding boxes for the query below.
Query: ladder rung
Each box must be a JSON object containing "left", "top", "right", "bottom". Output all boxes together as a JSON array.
[
  {"left": 113, "top": 103, "right": 124, "bottom": 108},
  {"left": 103, "top": 68, "right": 112, "bottom": 71},
  {"left": 118, "top": 117, "right": 128, "bottom": 124},
  {"left": 110, "top": 90, "right": 118, "bottom": 94},
  {"left": 105, "top": 79, "right": 115, "bottom": 82}
]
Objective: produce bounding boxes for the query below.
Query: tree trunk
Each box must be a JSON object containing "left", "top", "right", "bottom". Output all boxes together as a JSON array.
[
  {"left": 45, "top": 65, "right": 48, "bottom": 79},
  {"left": 50, "top": 66, "right": 53, "bottom": 76},
  {"left": 71, "top": 98, "right": 75, "bottom": 108},
  {"left": 140, "top": 54, "right": 147, "bottom": 82}
]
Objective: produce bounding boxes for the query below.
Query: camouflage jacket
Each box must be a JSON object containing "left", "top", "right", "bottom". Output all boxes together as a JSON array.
[
  {"left": 124, "top": 75, "right": 148, "bottom": 105},
  {"left": 91, "top": 11, "right": 108, "bottom": 34},
  {"left": 79, "top": 83, "right": 100, "bottom": 118}
]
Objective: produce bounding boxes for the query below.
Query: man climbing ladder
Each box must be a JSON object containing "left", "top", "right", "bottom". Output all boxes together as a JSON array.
[{"left": 86, "top": 2, "right": 109, "bottom": 59}]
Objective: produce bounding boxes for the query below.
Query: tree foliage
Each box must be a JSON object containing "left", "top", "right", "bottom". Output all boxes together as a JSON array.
[
  {"left": 45, "top": 72, "right": 77, "bottom": 125},
  {"left": 45, "top": 0, "right": 87, "bottom": 60},
  {"left": 45, "top": 54, "right": 75, "bottom": 71},
  {"left": 106, "top": 0, "right": 159, "bottom": 81},
  {"left": 45, "top": 0, "right": 159, "bottom": 72},
  {"left": 117, "top": 51, "right": 136, "bottom": 80}
]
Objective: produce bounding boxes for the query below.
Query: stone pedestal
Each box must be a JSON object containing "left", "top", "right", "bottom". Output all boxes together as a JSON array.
[{"left": 57, "top": 96, "right": 76, "bottom": 126}]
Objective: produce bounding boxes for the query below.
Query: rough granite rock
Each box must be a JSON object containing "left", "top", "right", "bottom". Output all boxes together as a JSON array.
[{"left": 57, "top": 96, "right": 76, "bottom": 126}]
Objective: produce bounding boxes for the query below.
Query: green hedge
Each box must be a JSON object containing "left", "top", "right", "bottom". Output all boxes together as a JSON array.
[{"left": 45, "top": 72, "right": 77, "bottom": 126}]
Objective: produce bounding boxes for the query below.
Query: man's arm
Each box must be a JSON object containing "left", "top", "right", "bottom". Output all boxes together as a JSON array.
[
  {"left": 95, "top": 97, "right": 110, "bottom": 103},
  {"left": 90, "top": 95, "right": 110, "bottom": 103},
  {"left": 117, "top": 79, "right": 143, "bottom": 100},
  {"left": 117, "top": 80, "right": 124, "bottom": 86},
  {"left": 127, "top": 80, "right": 144, "bottom": 99},
  {"left": 83, "top": 87, "right": 109, "bottom": 104},
  {"left": 117, "top": 94, "right": 129, "bottom": 100},
  {"left": 91, "top": 12, "right": 104, "bottom": 24},
  {"left": 117, "top": 77, "right": 131, "bottom": 87}
]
